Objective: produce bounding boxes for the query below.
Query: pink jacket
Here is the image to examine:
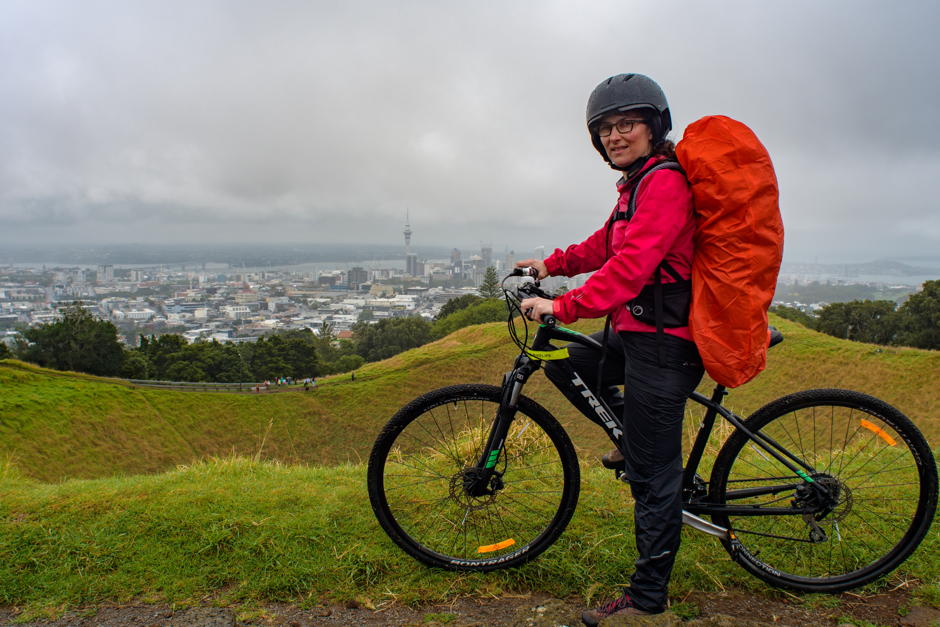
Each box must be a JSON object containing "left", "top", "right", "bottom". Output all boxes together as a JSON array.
[{"left": 544, "top": 157, "right": 695, "bottom": 340}]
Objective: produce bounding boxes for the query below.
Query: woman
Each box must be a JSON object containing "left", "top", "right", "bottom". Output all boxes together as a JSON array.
[{"left": 517, "top": 73, "right": 704, "bottom": 624}]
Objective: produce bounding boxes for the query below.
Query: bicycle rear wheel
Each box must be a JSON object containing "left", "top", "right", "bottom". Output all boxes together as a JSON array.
[
  {"left": 709, "top": 389, "right": 937, "bottom": 592},
  {"left": 367, "top": 384, "right": 580, "bottom": 571}
]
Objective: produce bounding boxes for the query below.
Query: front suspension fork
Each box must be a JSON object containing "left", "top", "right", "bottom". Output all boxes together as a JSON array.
[{"left": 465, "top": 358, "right": 537, "bottom": 496}]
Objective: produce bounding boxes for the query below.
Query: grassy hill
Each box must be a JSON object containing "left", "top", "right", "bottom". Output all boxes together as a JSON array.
[
  {"left": 1, "top": 314, "right": 939, "bottom": 482},
  {"left": 1, "top": 457, "right": 937, "bottom": 618},
  {"left": 1, "top": 317, "right": 939, "bottom": 617}
]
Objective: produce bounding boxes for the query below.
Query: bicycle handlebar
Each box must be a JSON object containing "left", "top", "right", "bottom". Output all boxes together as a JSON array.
[
  {"left": 505, "top": 270, "right": 556, "bottom": 326},
  {"left": 539, "top": 314, "right": 558, "bottom": 327}
]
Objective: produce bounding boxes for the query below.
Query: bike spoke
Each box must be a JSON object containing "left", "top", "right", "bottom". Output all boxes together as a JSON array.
[
  {"left": 370, "top": 385, "right": 578, "bottom": 569},
  {"left": 710, "top": 391, "right": 935, "bottom": 589}
]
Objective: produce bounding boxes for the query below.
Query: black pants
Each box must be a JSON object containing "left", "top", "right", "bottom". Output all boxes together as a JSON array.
[{"left": 544, "top": 330, "right": 704, "bottom": 613}]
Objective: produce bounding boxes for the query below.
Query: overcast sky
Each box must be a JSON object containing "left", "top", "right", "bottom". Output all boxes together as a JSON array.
[{"left": 2, "top": 0, "right": 938, "bottom": 262}]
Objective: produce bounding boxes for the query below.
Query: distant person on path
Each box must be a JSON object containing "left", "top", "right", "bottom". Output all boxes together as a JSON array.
[{"left": 517, "top": 74, "right": 704, "bottom": 624}]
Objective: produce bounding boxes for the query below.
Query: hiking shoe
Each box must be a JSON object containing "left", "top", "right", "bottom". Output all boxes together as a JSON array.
[
  {"left": 601, "top": 448, "right": 624, "bottom": 469},
  {"left": 581, "top": 592, "right": 649, "bottom": 625}
]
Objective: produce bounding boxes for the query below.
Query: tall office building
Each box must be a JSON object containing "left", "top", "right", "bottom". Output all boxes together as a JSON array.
[
  {"left": 348, "top": 267, "right": 369, "bottom": 291},
  {"left": 481, "top": 245, "right": 492, "bottom": 270},
  {"left": 406, "top": 253, "right": 420, "bottom": 277},
  {"left": 97, "top": 264, "right": 114, "bottom": 283}
]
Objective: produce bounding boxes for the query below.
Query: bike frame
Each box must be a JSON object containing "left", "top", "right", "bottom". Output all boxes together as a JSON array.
[{"left": 472, "top": 321, "right": 835, "bottom": 537}]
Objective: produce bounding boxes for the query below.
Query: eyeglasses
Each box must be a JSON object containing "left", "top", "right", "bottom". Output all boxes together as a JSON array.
[{"left": 596, "top": 118, "right": 645, "bottom": 137}]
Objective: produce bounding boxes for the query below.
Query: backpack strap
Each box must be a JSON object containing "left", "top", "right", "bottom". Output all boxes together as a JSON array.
[
  {"left": 653, "top": 265, "right": 665, "bottom": 365},
  {"left": 611, "top": 160, "right": 685, "bottom": 223},
  {"left": 659, "top": 260, "right": 684, "bottom": 282},
  {"left": 611, "top": 160, "right": 687, "bottom": 366}
]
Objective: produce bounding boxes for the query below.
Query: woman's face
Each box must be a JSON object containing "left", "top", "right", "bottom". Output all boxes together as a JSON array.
[{"left": 598, "top": 113, "right": 653, "bottom": 168}]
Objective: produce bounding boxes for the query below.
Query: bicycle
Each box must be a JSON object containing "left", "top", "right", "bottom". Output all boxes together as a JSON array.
[{"left": 367, "top": 270, "right": 938, "bottom": 593}]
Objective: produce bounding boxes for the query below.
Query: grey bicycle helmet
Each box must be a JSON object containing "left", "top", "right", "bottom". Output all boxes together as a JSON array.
[{"left": 586, "top": 73, "right": 672, "bottom": 165}]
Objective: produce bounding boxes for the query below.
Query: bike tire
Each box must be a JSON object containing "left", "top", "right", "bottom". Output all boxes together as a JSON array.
[
  {"left": 709, "top": 389, "right": 937, "bottom": 592},
  {"left": 367, "top": 384, "right": 580, "bottom": 571}
]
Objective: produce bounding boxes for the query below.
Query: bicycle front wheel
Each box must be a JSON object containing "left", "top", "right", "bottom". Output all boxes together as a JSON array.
[
  {"left": 709, "top": 389, "right": 937, "bottom": 592},
  {"left": 367, "top": 384, "right": 580, "bottom": 571}
]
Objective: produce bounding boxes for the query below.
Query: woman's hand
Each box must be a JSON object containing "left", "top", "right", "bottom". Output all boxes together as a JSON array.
[
  {"left": 515, "top": 259, "right": 548, "bottom": 280},
  {"left": 520, "top": 296, "right": 555, "bottom": 322}
]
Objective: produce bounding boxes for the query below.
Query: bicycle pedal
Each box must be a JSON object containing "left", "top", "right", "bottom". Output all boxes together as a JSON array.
[{"left": 616, "top": 469, "right": 629, "bottom": 483}]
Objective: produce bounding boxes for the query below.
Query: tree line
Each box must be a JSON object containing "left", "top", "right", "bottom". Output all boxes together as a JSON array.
[
  {"left": 5, "top": 306, "right": 363, "bottom": 382},
  {"left": 771, "top": 279, "right": 940, "bottom": 349}
]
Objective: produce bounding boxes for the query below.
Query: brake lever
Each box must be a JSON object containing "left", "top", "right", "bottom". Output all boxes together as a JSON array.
[{"left": 518, "top": 282, "right": 554, "bottom": 300}]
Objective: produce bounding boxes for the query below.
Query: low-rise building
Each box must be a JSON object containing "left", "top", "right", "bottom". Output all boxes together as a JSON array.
[{"left": 221, "top": 305, "right": 251, "bottom": 320}]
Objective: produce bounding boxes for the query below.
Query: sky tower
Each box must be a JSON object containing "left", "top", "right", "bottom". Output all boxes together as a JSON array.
[
  {"left": 403, "top": 210, "right": 412, "bottom": 253},
  {"left": 404, "top": 210, "right": 418, "bottom": 276}
]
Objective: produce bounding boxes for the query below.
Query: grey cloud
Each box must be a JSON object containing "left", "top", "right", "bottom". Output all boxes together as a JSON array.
[{"left": 1, "top": 0, "right": 938, "bottom": 260}]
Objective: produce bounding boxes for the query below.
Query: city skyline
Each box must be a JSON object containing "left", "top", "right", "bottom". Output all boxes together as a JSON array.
[{"left": 2, "top": 208, "right": 935, "bottom": 353}]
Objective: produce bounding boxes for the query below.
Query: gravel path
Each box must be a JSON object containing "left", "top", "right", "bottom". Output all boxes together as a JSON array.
[{"left": 2, "top": 589, "right": 938, "bottom": 627}]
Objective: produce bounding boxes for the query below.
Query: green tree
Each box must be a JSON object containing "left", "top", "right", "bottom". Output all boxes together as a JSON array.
[
  {"left": 120, "top": 349, "right": 152, "bottom": 379},
  {"left": 165, "top": 359, "right": 207, "bottom": 382},
  {"left": 436, "top": 294, "right": 482, "bottom": 320},
  {"left": 769, "top": 305, "right": 816, "bottom": 329},
  {"left": 278, "top": 330, "right": 320, "bottom": 378},
  {"left": 314, "top": 321, "right": 363, "bottom": 373},
  {"left": 432, "top": 298, "right": 505, "bottom": 337},
  {"left": 353, "top": 316, "right": 433, "bottom": 362},
  {"left": 329, "top": 353, "right": 365, "bottom": 374},
  {"left": 138, "top": 334, "right": 188, "bottom": 380},
  {"left": 17, "top": 304, "right": 124, "bottom": 376},
  {"left": 894, "top": 280, "right": 940, "bottom": 349},
  {"left": 478, "top": 267, "right": 502, "bottom": 299},
  {"left": 0, "top": 342, "right": 11, "bottom": 360},
  {"left": 814, "top": 300, "right": 898, "bottom": 345},
  {"left": 247, "top": 338, "right": 289, "bottom": 381},
  {"left": 216, "top": 343, "right": 254, "bottom": 381},
  {"left": 136, "top": 335, "right": 254, "bottom": 382},
  {"left": 247, "top": 331, "right": 319, "bottom": 380},
  {"left": 185, "top": 341, "right": 253, "bottom": 382}
]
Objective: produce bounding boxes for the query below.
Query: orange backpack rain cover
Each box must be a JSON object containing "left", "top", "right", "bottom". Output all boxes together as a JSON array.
[{"left": 676, "top": 116, "right": 784, "bottom": 388}]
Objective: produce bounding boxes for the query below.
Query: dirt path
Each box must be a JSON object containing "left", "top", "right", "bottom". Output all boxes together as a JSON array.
[{"left": 2, "top": 589, "right": 938, "bottom": 627}]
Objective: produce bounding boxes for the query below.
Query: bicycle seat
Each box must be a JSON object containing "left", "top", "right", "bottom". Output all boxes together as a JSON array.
[{"left": 768, "top": 326, "right": 784, "bottom": 349}]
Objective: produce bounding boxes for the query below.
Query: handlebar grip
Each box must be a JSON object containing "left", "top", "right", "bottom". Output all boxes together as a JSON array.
[{"left": 512, "top": 266, "right": 539, "bottom": 278}]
